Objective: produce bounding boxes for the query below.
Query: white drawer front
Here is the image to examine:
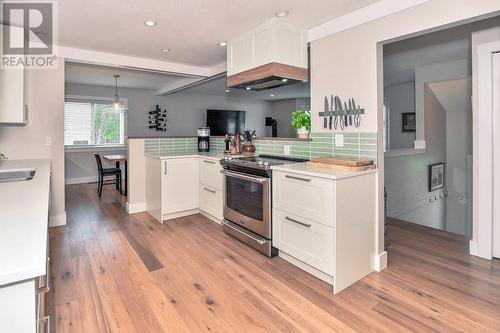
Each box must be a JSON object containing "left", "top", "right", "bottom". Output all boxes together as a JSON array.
[
  {"left": 273, "top": 209, "right": 334, "bottom": 275},
  {"left": 273, "top": 171, "right": 334, "bottom": 227},
  {"left": 199, "top": 185, "right": 223, "bottom": 220},
  {"left": 199, "top": 158, "right": 223, "bottom": 190}
]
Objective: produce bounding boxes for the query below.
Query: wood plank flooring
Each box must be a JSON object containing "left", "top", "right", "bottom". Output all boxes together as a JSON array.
[{"left": 47, "top": 183, "right": 500, "bottom": 332}]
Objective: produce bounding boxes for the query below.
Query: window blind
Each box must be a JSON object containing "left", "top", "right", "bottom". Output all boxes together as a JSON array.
[{"left": 64, "top": 101, "right": 125, "bottom": 146}]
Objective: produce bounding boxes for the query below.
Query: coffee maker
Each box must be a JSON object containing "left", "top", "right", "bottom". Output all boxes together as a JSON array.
[{"left": 197, "top": 127, "right": 210, "bottom": 152}]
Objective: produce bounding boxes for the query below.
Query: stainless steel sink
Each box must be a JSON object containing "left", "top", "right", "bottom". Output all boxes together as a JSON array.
[{"left": 0, "top": 168, "right": 36, "bottom": 183}]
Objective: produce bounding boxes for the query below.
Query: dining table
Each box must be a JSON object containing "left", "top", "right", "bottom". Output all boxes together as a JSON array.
[{"left": 103, "top": 154, "right": 128, "bottom": 196}]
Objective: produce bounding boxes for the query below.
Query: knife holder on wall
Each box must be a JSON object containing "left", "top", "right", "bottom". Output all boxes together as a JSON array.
[
  {"left": 319, "top": 95, "right": 365, "bottom": 130},
  {"left": 148, "top": 105, "right": 167, "bottom": 131}
]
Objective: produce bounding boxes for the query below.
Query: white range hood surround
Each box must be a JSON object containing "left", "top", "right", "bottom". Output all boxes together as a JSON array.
[{"left": 227, "top": 18, "right": 308, "bottom": 90}]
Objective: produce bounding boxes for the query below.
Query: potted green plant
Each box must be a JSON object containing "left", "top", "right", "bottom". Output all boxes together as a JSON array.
[
  {"left": 0, "top": 153, "right": 7, "bottom": 164},
  {"left": 291, "top": 110, "right": 311, "bottom": 138}
]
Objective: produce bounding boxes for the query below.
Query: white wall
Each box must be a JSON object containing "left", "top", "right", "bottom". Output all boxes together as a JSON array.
[
  {"left": 0, "top": 59, "right": 66, "bottom": 226},
  {"left": 310, "top": 0, "right": 500, "bottom": 264},
  {"left": 385, "top": 81, "right": 415, "bottom": 149},
  {"left": 385, "top": 85, "right": 447, "bottom": 229}
]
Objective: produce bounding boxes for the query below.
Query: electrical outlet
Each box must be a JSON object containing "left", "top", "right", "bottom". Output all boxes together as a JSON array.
[
  {"left": 45, "top": 136, "right": 52, "bottom": 146},
  {"left": 335, "top": 134, "right": 344, "bottom": 147},
  {"left": 283, "top": 145, "right": 291, "bottom": 156}
]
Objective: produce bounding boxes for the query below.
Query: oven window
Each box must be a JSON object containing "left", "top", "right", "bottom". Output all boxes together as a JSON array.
[{"left": 226, "top": 177, "right": 263, "bottom": 221}]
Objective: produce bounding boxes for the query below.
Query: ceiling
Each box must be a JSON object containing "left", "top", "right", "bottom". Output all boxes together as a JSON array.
[
  {"left": 175, "top": 76, "right": 310, "bottom": 101},
  {"left": 65, "top": 62, "right": 192, "bottom": 90},
  {"left": 59, "top": 0, "right": 378, "bottom": 67}
]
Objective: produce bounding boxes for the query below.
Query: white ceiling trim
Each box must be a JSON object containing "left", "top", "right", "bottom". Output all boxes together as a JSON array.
[
  {"left": 307, "top": 0, "right": 432, "bottom": 42},
  {"left": 155, "top": 77, "right": 205, "bottom": 96},
  {"left": 208, "top": 61, "right": 228, "bottom": 76},
  {"left": 59, "top": 46, "right": 211, "bottom": 78}
]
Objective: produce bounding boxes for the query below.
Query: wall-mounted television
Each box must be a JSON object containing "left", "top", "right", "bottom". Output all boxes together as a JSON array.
[{"left": 206, "top": 109, "right": 246, "bottom": 136}]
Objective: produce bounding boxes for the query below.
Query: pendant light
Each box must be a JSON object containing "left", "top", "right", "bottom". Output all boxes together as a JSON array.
[{"left": 109, "top": 74, "right": 126, "bottom": 111}]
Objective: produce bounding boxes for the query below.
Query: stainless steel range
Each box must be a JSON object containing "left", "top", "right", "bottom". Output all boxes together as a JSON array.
[{"left": 219, "top": 154, "right": 307, "bottom": 257}]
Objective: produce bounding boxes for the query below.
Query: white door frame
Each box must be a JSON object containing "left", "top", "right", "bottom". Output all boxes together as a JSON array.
[
  {"left": 493, "top": 52, "right": 500, "bottom": 259},
  {"left": 474, "top": 41, "right": 500, "bottom": 259}
]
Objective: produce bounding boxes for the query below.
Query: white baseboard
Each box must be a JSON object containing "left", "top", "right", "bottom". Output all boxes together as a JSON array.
[
  {"left": 373, "top": 251, "right": 387, "bottom": 272},
  {"left": 126, "top": 202, "right": 146, "bottom": 214},
  {"left": 49, "top": 212, "right": 67, "bottom": 227},
  {"left": 199, "top": 210, "right": 222, "bottom": 225},
  {"left": 469, "top": 240, "right": 478, "bottom": 256},
  {"left": 65, "top": 176, "right": 98, "bottom": 185},
  {"left": 279, "top": 252, "right": 334, "bottom": 286}
]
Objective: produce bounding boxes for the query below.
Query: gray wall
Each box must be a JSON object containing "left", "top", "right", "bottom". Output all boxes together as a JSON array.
[
  {"left": 385, "top": 81, "right": 416, "bottom": 149},
  {"left": 154, "top": 93, "right": 272, "bottom": 137},
  {"left": 267, "top": 97, "right": 310, "bottom": 137},
  {"left": 385, "top": 84, "right": 447, "bottom": 229},
  {"left": 65, "top": 82, "right": 157, "bottom": 137}
]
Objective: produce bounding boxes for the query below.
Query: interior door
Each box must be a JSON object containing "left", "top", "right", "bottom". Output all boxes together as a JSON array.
[{"left": 494, "top": 52, "right": 500, "bottom": 259}]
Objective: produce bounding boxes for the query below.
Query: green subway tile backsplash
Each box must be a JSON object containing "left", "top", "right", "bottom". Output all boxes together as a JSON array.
[{"left": 145, "top": 132, "right": 378, "bottom": 163}]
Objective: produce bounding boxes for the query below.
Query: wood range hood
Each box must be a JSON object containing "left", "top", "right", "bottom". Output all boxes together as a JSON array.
[{"left": 226, "top": 19, "right": 308, "bottom": 91}]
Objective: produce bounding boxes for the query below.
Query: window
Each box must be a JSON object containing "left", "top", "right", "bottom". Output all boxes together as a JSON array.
[{"left": 64, "top": 100, "right": 125, "bottom": 146}]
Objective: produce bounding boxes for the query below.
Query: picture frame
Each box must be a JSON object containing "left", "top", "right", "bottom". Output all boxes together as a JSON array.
[
  {"left": 428, "top": 162, "right": 445, "bottom": 192},
  {"left": 401, "top": 112, "right": 416, "bottom": 132}
]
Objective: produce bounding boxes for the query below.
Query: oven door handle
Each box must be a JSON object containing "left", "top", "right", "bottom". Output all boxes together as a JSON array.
[
  {"left": 222, "top": 170, "right": 269, "bottom": 183},
  {"left": 222, "top": 220, "right": 266, "bottom": 245}
]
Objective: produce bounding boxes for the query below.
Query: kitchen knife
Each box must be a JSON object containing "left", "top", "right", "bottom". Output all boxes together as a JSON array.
[
  {"left": 344, "top": 101, "right": 349, "bottom": 127},
  {"left": 335, "top": 96, "right": 344, "bottom": 130},
  {"left": 323, "top": 96, "right": 329, "bottom": 129},
  {"left": 348, "top": 99, "right": 353, "bottom": 126},
  {"left": 329, "top": 94, "right": 334, "bottom": 130}
]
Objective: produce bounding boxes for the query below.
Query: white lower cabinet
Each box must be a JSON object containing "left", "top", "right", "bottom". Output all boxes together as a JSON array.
[
  {"left": 199, "top": 185, "right": 223, "bottom": 220},
  {"left": 161, "top": 158, "right": 199, "bottom": 215},
  {"left": 272, "top": 169, "right": 377, "bottom": 294},
  {"left": 146, "top": 156, "right": 199, "bottom": 222},
  {"left": 146, "top": 155, "right": 224, "bottom": 223},
  {"left": 273, "top": 209, "right": 333, "bottom": 275}
]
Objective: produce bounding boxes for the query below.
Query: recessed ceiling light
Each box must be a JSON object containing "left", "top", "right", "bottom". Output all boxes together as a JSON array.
[
  {"left": 275, "top": 10, "right": 289, "bottom": 17},
  {"left": 219, "top": 42, "right": 227, "bottom": 47},
  {"left": 246, "top": 87, "right": 251, "bottom": 90},
  {"left": 225, "top": 89, "right": 230, "bottom": 93},
  {"left": 144, "top": 20, "right": 157, "bottom": 27},
  {"left": 281, "top": 78, "right": 288, "bottom": 82},
  {"left": 270, "top": 94, "right": 275, "bottom": 97},
  {"left": 161, "top": 48, "right": 170, "bottom": 52}
]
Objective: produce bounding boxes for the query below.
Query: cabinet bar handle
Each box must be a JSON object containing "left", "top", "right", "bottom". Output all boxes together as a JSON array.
[
  {"left": 37, "top": 256, "right": 50, "bottom": 294},
  {"left": 204, "top": 187, "right": 216, "bottom": 194},
  {"left": 285, "top": 175, "right": 311, "bottom": 182},
  {"left": 203, "top": 160, "right": 216, "bottom": 164},
  {"left": 38, "top": 316, "right": 50, "bottom": 333},
  {"left": 285, "top": 216, "right": 312, "bottom": 228},
  {"left": 164, "top": 161, "right": 167, "bottom": 175}
]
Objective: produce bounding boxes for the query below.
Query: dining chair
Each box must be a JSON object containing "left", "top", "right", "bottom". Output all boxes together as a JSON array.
[{"left": 93, "top": 153, "right": 122, "bottom": 197}]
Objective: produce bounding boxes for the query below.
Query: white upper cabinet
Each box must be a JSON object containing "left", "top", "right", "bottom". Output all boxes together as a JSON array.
[
  {"left": 227, "top": 19, "right": 307, "bottom": 76},
  {"left": 0, "top": 24, "right": 28, "bottom": 125}
]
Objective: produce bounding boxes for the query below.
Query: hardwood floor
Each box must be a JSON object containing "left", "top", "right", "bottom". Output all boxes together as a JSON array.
[{"left": 48, "top": 183, "right": 500, "bottom": 332}]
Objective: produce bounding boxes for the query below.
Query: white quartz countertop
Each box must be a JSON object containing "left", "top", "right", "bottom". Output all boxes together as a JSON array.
[
  {"left": 0, "top": 159, "right": 51, "bottom": 286},
  {"left": 271, "top": 162, "right": 377, "bottom": 180},
  {"left": 145, "top": 151, "right": 245, "bottom": 161}
]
